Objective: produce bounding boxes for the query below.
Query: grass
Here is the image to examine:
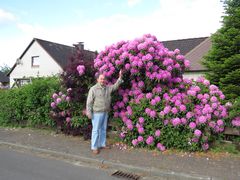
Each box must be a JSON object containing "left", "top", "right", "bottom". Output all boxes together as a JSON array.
[{"left": 210, "top": 141, "right": 240, "bottom": 155}]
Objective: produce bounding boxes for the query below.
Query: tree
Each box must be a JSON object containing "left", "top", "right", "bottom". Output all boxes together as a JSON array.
[
  {"left": 0, "top": 64, "right": 11, "bottom": 74},
  {"left": 203, "top": 0, "right": 240, "bottom": 100}
]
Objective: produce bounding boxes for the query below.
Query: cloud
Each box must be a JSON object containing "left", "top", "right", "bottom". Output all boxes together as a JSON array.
[
  {"left": 127, "top": 0, "right": 142, "bottom": 7},
  {"left": 0, "top": 9, "right": 16, "bottom": 24},
  {"left": 17, "top": 23, "right": 46, "bottom": 35}
]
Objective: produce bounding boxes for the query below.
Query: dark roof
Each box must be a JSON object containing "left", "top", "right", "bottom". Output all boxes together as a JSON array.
[
  {"left": 36, "top": 38, "right": 96, "bottom": 69},
  {"left": 8, "top": 38, "right": 97, "bottom": 75},
  {"left": 35, "top": 38, "right": 74, "bottom": 69},
  {"left": 162, "top": 37, "right": 210, "bottom": 71},
  {"left": 162, "top": 37, "right": 208, "bottom": 55},
  {"left": 0, "top": 71, "right": 9, "bottom": 83}
]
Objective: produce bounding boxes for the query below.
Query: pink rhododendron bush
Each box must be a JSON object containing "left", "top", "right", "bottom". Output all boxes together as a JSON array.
[{"left": 94, "top": 34, "right": 228, "bottom": 151}]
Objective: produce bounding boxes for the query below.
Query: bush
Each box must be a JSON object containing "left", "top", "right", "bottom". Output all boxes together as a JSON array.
[
  {"left": 49, "top": 48, "right": 96, "bottom": 139},
  {"left": 225, "top": 97, "right": 240, "bottom": 129},
  {"left": 94, "top": 34, "right": 228, "bottom": 151},
  {"left": 0, "top": 76, "right": 61, "bottom": 127}
]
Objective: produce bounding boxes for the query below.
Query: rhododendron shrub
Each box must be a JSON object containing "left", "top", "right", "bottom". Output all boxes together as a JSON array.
[{"left": 94, "top": 34, "right": 228, "bottom": 151}]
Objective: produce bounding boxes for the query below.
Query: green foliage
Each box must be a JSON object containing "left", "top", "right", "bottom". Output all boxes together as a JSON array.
[
  {"left": 203, "top": 0, "right": 240, "bottom": 100},
  {"left": 0, "top": 77, "right": 61, "bottom": 127},
  {"left": 0, "top": 64, "right": 11, "bottom": 74},
  {"left": 225, "top": 97, "right": 240, "bottom": 128}
]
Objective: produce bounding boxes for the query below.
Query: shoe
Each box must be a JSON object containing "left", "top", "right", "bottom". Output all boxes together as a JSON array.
[
  {"left": 100, "top": 145, "right": 111, "bottom": 149},
  {"left": 92, "top": 149, "right": 99, "bottom": 155}
]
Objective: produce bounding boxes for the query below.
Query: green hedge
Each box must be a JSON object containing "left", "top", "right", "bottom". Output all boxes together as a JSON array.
[{"left": 0, "top": 77, "right": 61, "bottom": 127}]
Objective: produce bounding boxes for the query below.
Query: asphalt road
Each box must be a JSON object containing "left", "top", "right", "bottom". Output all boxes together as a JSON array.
[{"left": 0, "top": 147, "right": 120, "bottom": 180}]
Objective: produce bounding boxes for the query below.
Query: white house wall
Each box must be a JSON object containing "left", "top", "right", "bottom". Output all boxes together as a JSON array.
[
  {"left": 183, "top": 71, "right": 205, "bottom": 80},
  {"left": 10, "top": 41, "right": 63, "bottom": 87}
]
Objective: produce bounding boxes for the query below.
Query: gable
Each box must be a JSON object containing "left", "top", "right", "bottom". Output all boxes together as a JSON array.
[{"left": 10, "top": 41, "right": 63, "bottom": 78}]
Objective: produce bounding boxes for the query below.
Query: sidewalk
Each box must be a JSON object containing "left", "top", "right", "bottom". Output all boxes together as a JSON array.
[{"left": 0, "top": 127, "right": 239, "bottom": 180}]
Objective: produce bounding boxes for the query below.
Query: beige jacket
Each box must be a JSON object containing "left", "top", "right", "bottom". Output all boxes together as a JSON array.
[{"left": 86, "top": 78, "right": 123, "bottom": 116}]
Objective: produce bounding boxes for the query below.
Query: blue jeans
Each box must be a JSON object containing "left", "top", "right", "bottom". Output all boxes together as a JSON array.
[{"left": 91, "top": 112, "right": 108, "bottom": 150}]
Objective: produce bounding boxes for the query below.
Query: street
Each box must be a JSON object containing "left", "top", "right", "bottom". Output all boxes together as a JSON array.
[{"left": 0, "top": 146, "right": 120, "bottom": 180}]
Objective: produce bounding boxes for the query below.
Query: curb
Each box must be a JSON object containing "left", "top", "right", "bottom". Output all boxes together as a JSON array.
[{"left": 0, "top": 141, "right": 214, "bottom": 180}]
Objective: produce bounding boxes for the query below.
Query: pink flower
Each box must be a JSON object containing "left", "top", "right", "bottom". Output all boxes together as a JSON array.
[
  {"left": 194, "top": 129, "right": 202, "bottom": 137},
  {"left": 145, "top": 54, "right": 153, "bottom": 61},
  {"left": 52, "top": 93, "right": 58, "bottom": 99},
  {"left": 155, "top": 130, "right": 161, "bottom": 137},
  {"left": 172, "top": 118, "right": 181, "bottom": 126},
  {"left": 157, "top": 143, "right": 166, "bottom": 151},
  {"left": 217, "top": 119, "right": 224, "bottom": 126},
  {"left": 187, "top": 90, "right": 196, "bottom": 96},
  {"left": 56, "top": 98, "right": 62, "bottom": 104},
  {"left": 145, "top": 108, "right": 151, "bottom": 114},
  {"left": 192, "top": 137, "right": 199, "bottom": 143},
  {"left": 148, "top": 47, "right": 155, "bottom": 52},
  {"left": 171, "top": 107, "right": 178, "bottom": 114},
  {"left": 198, "top": 116, "right": 207, "bottom": 124},
  {"left": 138, "top": 127, "right": 145, "bottom": 134},
  {"left": 159, "top": 111, "right": 165, "bottom": 117},
  {"left": 138, "top": 117, "right": 145, "bottom": 124},
  {"left": 137, "top": 136, "right": 144, "bottom": 142},
  {"left": 220, "top": 94, "right": 225, "bottom": 100},
  {"left": 181, "top": 118, "right": 187, "bottom": 125},
  {"left": 66, "top": 117, "right": 71, "bottom": 123},
  {"left": 132, "top": 139, "right": 138, "bottom": 146},
  {"left": 150, "top": 99, "right": 157, "bottom": 106},
  {"left": 146, "top": 93, "right": 153, "bottom": 99},
  {"left": 66, "top": 96, "right": 71, "bottom": 102},
  {"left": 179, "top": 105, "right": 186, "bottom": 112},
  {"left": 120, "top": 132, "right": 126, "bottom": 138},
  {"left": 189, "top": 122, "right": 196, "bottom": 129},
  {"left": 154, "top": 96, "right": 161, "bottom": 102},
  {"left": 232, "top": 117, "right": 240, "bottom": 127},
  {"left": 67, "top": 88, "right": 72, "bottom": 93},
  {"left": 202, "top": 143, "right": 209, "bottom": 151},
  {"left": 77, "top": 65, "right": 85, "bottom": 76},
  {"left": 127, "top": 124, "right": 133, "bottom": 130},
  {"left": 125, "top": 63, "right": 131, "bottom": 70},
  {"left": 146, "top": 136, "right": 154, "bottom": 145},
  {"left": 163, "top": 106, "right": 171, "bottom": 114},
  {"left": 149, "top": 110, "right": 157, "bottom": 118},
  {"left": 51, "top": 102, "right": 56, "bottom": 108},
  {"left": 210, "top": 96, "right": 218, "bottom": 103},
  {"left": 184, "top": 60, "right": 190, "bottom": 68},
  {"left": 203, "top": 79, "right": 210, "bottom": 86},
  {"left": 164, "top": 119, "right": 169, "bottom": 125},
  {"left": 138, "top": 81, "right": 145, "bottom": 88}
]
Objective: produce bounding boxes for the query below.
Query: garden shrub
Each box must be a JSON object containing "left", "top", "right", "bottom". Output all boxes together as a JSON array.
[
  {"left": 0, "top": 76, "right": 60, "bottom": 127},
  {"left": 93, "top": 34, "right": 228, "bottom": 151},
  {"left": 225, "top": 97, "right": 240, "bottom": 129},
  {"left": 50, "top": 48, "right": 96, "bottom": 139}
]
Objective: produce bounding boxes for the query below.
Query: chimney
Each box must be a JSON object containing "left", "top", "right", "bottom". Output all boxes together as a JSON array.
[{"left": 73, "top": 42, "right": 84, "bottom": 50}]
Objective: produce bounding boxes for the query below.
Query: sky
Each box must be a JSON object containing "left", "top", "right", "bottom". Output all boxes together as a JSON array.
[{"left": 0, "top": 0, "right": 225, "bottom": 67}]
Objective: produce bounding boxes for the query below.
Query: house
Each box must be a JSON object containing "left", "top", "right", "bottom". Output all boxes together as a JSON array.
[
  {"left": 0, "top": 71, "right": 9, "bottom": 88},
  {"left": 8, "top": 38, "right": 96, "bottom": 88},
  {"left": 162, "top": 37, "right": 211, "bottom": 80}
]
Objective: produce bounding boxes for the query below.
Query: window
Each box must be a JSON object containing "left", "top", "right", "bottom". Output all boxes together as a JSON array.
[{"left": 31, "top": 56, "right": 40, "bottom": 67}]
